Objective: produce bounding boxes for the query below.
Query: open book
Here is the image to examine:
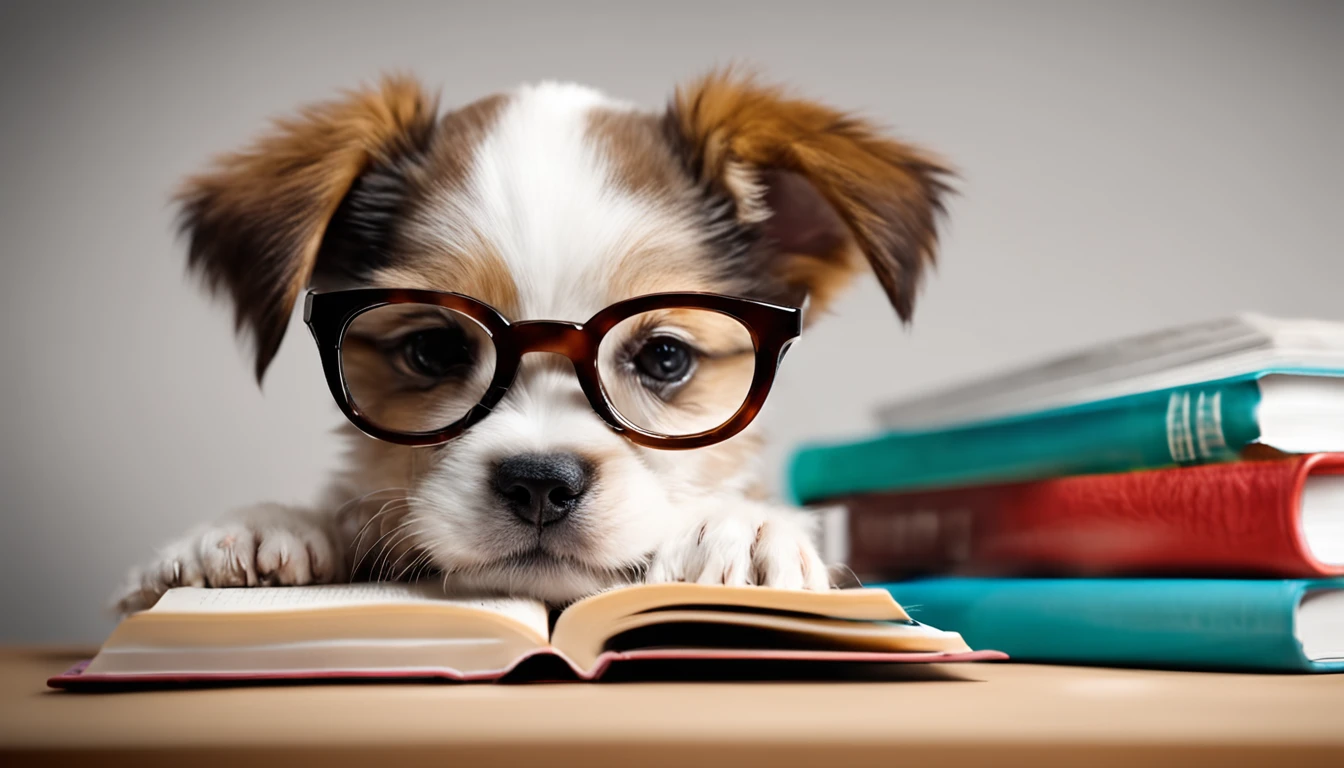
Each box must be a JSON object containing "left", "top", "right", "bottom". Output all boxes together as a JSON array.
[{"left": 50, "top": 583, "right": 1000, "bottom": 688}]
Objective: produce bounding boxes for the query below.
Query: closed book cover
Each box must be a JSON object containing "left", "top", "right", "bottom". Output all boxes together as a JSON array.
[
  {"left": 879, "top": 578, "right": 1344, "bottom": 673},
  {"left": 876, "top": 314, "right": 1344, "bottom": 429},
  {"left": 790, "top": 372, "right": 1344, "bottom": 503},
  {"left": 843, "top": 454, "right": 1344, "bottom": 580}
]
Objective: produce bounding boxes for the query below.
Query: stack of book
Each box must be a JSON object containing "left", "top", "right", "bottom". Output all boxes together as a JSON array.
[{"left": 790, "top": 314, "right": 1344, "bottom": 672}]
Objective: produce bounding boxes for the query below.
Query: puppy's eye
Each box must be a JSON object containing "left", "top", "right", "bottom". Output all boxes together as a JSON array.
[
  {"left": 634, "top": 336, "right": 694, "bottom": 384},
  {"left": 400, "top": 327, "right": 472, "bottom": 379}
]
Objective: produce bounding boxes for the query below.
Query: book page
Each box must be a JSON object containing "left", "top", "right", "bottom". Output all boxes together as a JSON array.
[
  {"left": 1298, "top": 589, "right": 1344, "bottom": 661},
  {"left": 150, "top": 584, "right": 550, "bottom": 641},
  {"left": 551, "top": 583, "right": 920, "bottom": 667},
  {"left": 558, "top": 583, "right": 910, "bottom": 629}
]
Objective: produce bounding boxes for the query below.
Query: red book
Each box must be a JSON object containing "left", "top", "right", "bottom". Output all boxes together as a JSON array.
[{"left": 842, "top": 454, "right": 1344, "bottom": 579}]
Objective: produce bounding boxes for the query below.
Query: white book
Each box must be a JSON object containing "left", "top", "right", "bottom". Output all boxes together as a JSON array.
[{"left": 875, "top": 314, "right": 1344, "bottom": 431}]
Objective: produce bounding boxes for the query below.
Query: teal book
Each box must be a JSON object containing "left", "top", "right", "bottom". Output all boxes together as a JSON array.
[
  {"left": 788, "top": 315, "right": 1344, "bottom": 503},
  {"left": 879, "top": 578, "right": 1344, "bottom": 673},
  {"left": 790, "top": 371, "right": 1344, "bottom": 502}
]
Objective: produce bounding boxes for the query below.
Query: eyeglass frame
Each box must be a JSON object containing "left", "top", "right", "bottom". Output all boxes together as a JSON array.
[{"left": 303, "top": 288, "right": 803, "bottom": 450}]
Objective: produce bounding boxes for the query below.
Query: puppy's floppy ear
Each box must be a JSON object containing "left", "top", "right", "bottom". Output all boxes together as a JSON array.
[
  {"left": 177, "top": 75, "right": 438, "bottom": 382},
  {"left": 667, "top": 70, "right": 953, "bottom": 320}
]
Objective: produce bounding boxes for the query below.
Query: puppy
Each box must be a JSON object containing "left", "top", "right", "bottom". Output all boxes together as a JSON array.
[{"left": 115, "top": 72, "right": 950, "bottom": 612}]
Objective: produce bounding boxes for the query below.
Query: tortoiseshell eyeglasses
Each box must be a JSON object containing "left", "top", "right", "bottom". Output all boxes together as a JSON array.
[{"left": 303, "top": 289, "right": 803, "bottom": 449}]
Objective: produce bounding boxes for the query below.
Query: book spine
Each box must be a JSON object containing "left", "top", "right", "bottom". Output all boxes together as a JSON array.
[
  {"left": 843, "top": 455, "right": 1344, "bottom": 579},
  {"left": 880, "top": 578, "right": 1331, "bottom": 672},
  {"left": 789, "top": 380, "right": 1263, "bottom": 503}
]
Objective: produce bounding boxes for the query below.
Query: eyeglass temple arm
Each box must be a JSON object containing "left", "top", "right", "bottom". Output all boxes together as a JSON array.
[{"left": 774, "top": 294, "right": 808, "bottom": 369}]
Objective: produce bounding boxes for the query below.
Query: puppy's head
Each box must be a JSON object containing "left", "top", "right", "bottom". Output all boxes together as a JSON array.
[{"left": 178, "top": 72, "right": 951, "bottom": 602}]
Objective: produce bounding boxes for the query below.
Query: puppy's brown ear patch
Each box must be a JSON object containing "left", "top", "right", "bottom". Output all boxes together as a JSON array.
[
  {"left": 668, "top": 71, "right": 953, "bottom": 320},
  {"left": 177, "top": 75, "right": 438, "bottom": 381}
]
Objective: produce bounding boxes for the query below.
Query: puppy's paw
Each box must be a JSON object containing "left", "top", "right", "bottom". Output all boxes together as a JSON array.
[
  {"left": 113, "top": 504, "right": 341, "bottom": 614},
  {"left": 646, "top": 502, "right": 830, "bottom": 590}
]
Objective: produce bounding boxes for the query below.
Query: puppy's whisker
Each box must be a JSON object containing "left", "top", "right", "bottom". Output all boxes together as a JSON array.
[
  {"left": 375, "top": 535, "right": 414, "bottom": 583},
  {"left": 340, "top": 490, "right": 412, "bottom": 541},
  {"left": 350, "top": 505, "right": 415, "bottom": 578},
  {"left": 366, "top": 518, "right": 421, "bottom": 582},
  {"left": 395, "top": 548, "right": 435, "bottom": 583},
  {"left": 336, "top": 488, "right": 410, "bottom": 519},
  {"left": 396, "top": 551, "right": 426, "bottom": 582},
  {"left": 350, "top": 498, "right": 412, "bottom": 554},
  {"left": 354, "top": 528, "right": 412, "bottom": 581},
  {"left": 347, "top": 495, "right": 412, "bottom": 557}
]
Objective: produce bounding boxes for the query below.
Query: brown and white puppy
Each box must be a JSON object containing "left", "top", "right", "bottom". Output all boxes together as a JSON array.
[{"left": 115, "top": 72, "right": 950, "bottom": 611}]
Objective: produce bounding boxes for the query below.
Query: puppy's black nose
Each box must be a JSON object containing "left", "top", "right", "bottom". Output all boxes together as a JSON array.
[{"left": 493, "top": 453, "right": 590, "bottom": 527}]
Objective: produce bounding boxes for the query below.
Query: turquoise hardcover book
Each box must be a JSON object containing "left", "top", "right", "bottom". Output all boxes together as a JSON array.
[
  {"left": 790, "top": 372, "right": 1344, "bottom": 503},
  {"left": 879, "top": 578, "right": 1344, "bottom": 673},
  {"left": 790, "top": 315, "right": 1344, "bottom": 503}
]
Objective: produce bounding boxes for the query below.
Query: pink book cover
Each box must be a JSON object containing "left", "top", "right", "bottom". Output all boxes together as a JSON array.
[{"left": 49, "top": 648, "right": 1007, "bottom": 689}]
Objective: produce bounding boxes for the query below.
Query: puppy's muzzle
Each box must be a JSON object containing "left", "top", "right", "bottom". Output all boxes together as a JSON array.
[{"left": 493, "top": 453, "right": 591, "bottom": 527}]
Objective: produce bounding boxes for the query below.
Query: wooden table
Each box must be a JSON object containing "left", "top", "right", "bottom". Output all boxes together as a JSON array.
[{"left": 3, "top": 648, "right": 1342, "bottom": 767}]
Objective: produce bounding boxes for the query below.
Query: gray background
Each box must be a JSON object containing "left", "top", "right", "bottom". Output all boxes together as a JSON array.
[{"left": 2, "top": 0, "right": 1340, "bottom": 643}]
